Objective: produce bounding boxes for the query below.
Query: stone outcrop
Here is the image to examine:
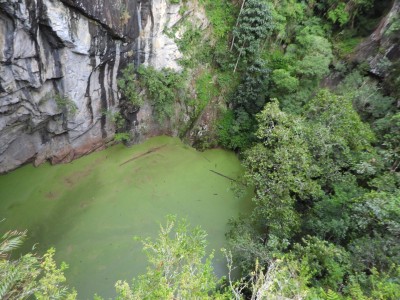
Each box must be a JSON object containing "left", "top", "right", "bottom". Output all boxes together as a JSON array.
[
  {"left": 354, "top": 0, "right": 400, "bottom": 71},
  {"left": 353, "top": 0, "right": 400, "bottom": 89},
  {"left": 0, "top": 0, "right": 184, "bottom": 173}
]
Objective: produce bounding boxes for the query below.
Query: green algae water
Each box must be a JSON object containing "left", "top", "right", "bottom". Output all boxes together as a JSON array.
[{"left": 0, "top": 136, "right": 252, "bottom": 299}]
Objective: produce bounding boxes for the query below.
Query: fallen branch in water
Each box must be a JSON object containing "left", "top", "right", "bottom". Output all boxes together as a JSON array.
[
  {"left": 119, "top": 145, "right": 167, "bottom": 166},
  {"left": 209, "top": 170, "right": 245, "bottom": 186}
]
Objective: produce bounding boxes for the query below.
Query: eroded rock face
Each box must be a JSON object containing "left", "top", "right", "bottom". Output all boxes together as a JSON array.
[
  {"left": 0, "top": 0, "right": 183, "bottom": 173},
  {"left": 354, "top": 0, "right": 400, "bottom": 80}
]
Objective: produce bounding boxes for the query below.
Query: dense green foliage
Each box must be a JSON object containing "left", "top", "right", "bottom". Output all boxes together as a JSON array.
[
  {"left": 231, "top": 0, "right": 274, "bottom": 68},
  {"left": 80, "top": 0, "right": 400, "bottom": 296},
  {"left": 194, "top": 70, "right": 219, "bottom": 115},
  {"left": 0, "top": 230, "right": 76, "bottom": 300},
  {"left": 112, "top": 216, "right": 221, "bottom": 299},
  {"left": 137, "top": 66, "right": 185, "bottom": 122},
  {"left": 208, "top": 0, "right": 399, "bottom": 298},
  {"left": 4, "top": 215, "right": 399, "bottom": 299},
  {"left": 117, "top": 64, "right": 143, "bottom": 108}
]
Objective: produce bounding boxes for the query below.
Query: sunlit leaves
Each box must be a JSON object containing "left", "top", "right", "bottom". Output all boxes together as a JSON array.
[{"left": 117, "top": 216, "right": 219, "bottom": 299}]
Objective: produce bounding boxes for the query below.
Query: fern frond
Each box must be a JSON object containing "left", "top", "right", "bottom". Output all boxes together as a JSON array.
[
  {"left": 0, "top": 266, "right": 19, "bottom": 299},
  {"left": 325, "top": 289, "right": 342, "bottom": 300},
  {"left": 0, "top": 230, "right": 27, "bottom": 257}
]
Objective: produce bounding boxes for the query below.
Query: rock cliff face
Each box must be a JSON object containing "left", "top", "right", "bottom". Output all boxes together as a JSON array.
[
  {"left": 0, "top": 0, "right": 183, "bottom": 173},
  {"left": 354, "top": 0, "right": 400, "bottom": 98}
]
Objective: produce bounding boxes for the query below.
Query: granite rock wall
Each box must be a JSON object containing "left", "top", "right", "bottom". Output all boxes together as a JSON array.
[{"left": 0, "top": 0, "right": 183, "bottom": 173}]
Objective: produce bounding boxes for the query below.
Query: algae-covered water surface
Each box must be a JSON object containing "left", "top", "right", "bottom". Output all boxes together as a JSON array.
[{"left": 0, "top": 136, "right": 252, "bottom": 299}]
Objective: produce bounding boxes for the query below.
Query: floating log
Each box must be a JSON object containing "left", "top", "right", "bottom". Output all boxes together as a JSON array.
[
  {"left": 209, "top": 170, "right": 236, "bottom": 182},
  {"left": 119, "top": 145, "right": 166, "bottom": 166}
]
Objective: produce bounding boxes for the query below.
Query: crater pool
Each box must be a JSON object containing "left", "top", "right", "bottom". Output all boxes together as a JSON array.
[{"left": 0, "top": 136, "right": 252, "bottom": 299}]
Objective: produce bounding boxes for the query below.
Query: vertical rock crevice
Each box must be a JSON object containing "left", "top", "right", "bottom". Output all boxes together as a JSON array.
[{"left": 0, "top": 0, "right": 187, "bottom": 173}]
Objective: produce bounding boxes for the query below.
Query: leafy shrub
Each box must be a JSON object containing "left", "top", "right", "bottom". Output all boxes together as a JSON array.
[
  {"left": 200, "top": 0, "right": 235, "bottom": 40},
  {"left": 117, "top": 64, "right": 143, "bottom": 107},
  {"left": 335, "top": 36, "right": 363, "bottom": 57},
  {"left": 295, "top": 34, "right": 333, "bottom": 80},
  {"left": 217, "top": 108, "right": 255, "bottom": 150},
  {"left": 195, "top": 70, "right": 218, "bottom": 110},
  {"left": 271, "top": 68, "right": 299, "bottom": 93},
  {"left": 327, "top": 2, "right": 350, "bottom": 27},
  {"left": 137, "top": 66, "right": 185, "bottom": 122},
  {"left": 293, "top": 236, "right": 350, "bottom": 289},
  {"left": 114, "top": 132, "right": 131, "bottom": 143},
  {"left": 115, "top": 216, "right": 219, "bottom": 299},
  {"left": 232, "top": 58, "right": 270, "bottom": 114},
  {"left": 55, "top": 94, "right": 78, "bottom": 115},
  {"left": 231, "top": 0, "right": 274, "bottom": 70},
  {"left": 176, "top": 22, "right": 204, "bottom": 67},
  {"left": 337, "top": 71, "right": 395, "bottom": 122},
  {"left": 0, "top": 230, "right": 76, "bottom": 299}
]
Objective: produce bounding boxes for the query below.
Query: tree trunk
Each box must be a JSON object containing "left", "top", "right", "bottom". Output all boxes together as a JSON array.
[{"left": 230, "top": 0, "right": 247, "bottom": 51}]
